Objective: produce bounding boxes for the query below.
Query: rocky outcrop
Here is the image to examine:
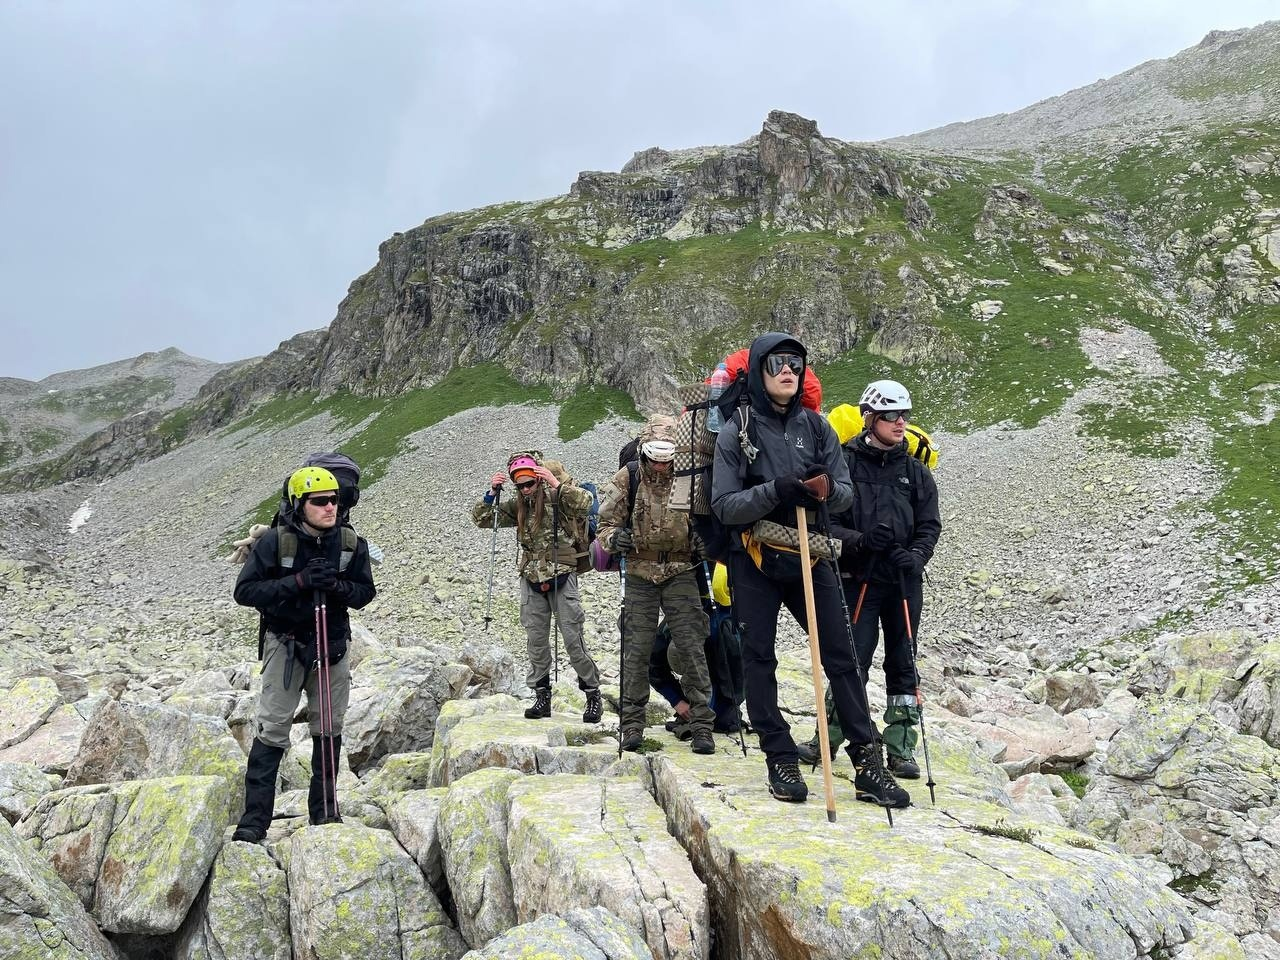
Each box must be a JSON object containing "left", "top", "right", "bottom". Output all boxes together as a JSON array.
[{"left": 458, "top": 906, "right": 653, "bottom": 960}]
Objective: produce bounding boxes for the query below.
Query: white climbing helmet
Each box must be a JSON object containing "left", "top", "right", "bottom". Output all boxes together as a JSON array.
[{"left": 859, "top": 379, "right": 912, "bottom": 414}]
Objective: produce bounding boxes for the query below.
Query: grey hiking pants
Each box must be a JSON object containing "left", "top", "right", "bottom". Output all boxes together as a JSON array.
[
  {"left": 620, "top": 571, "right": 713, "bottom": 735},
  {"left": 254, "top": 631, "right": 350, "bottom": 749},
  {"left": 521, "top": 574, "right": 600, "bottom": 691}
]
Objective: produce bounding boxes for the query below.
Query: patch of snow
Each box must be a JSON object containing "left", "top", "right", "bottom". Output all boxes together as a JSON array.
[{"left": 68, "top": 500, "right": 93, "bottom": 534}]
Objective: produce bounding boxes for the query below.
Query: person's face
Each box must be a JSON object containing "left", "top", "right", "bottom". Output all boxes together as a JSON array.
[
  {"left": 648, "top": 458, "right": 672, "bottom": 473},
  {"left": 873, "top": 409, "right": 909, "bottom": 444},
  {"left": 514, "top": 476, "right": 539, "bottom": 499},
  {"left": 763, "top": 352, "right": 802, "bottom": 406},
  {"left": 302, "top": 492, "right": 339, "bottom": 529}
]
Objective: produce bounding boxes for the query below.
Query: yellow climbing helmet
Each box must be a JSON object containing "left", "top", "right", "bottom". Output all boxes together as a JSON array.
[{"left": 287, "top": 466, "right": 339, "bottom": 507}]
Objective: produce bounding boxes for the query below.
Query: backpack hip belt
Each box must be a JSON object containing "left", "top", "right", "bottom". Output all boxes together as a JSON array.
[
  {"left": 628, "top": 548, "right": 682, "bottom": 564},
  {"left": 748, "top": 518, "right": 843, "bottom": 561}
]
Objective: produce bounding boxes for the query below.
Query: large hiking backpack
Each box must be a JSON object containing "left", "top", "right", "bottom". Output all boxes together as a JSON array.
[{"left": 543, "top": 459, "right": 599, "bottom": 575}]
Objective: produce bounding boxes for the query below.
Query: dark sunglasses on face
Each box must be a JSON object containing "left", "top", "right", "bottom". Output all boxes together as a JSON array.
[
  {"left": 878, "top": 410, "right": 910, "bottom": 423},
  {"left": 516, "top": 480, "right": 538, "bottom": 491},
  {"left": 764, "top": 353, "right": 804, "bottom": 377},
  {"left": 307, "top": 494, "right": 340, "bottom": 507}
]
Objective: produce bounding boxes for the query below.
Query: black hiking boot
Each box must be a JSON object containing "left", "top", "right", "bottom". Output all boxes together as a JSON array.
[
  {"left": 888, "top": 754, "right": 921, "bottom": 780},
  {"left": 690, "top": 731, "right": 715, "bottom": 755},
  {"left": 524, "top": 687, "right": 552, "bottom": 719},
  {"left": 664, "top": 718, "right": 693, "bottom": 741},
  {"left": 766, "top": 758, "right": 808, "bottom": 802},
  {"left": 233, "top": 738, "right": 285, "bottom": 843},
  {"left": 796, "top": 733, "right": 841, "bottom": 766},
  {"left": 308, "top": 735, "right": 344, "bottom": 826},
  {"left": 850, "top": 743, "right": 910, "bottom": 809},
  {"left": 620, "top": 728, "right": 643, "bottom": 752},
  {"left": 582, "top": 689, "right": 603, "bottom": 724}
]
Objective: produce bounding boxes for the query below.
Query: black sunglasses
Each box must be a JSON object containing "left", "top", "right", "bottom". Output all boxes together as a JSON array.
[
  {"left": 877, "top": 410, "right": 910, "bottom": 423},
  {"left": 307, "top": 494, "right": 339, "bottom": 507},
  {"left": 516, "top": 480, "right": 538, "bottom": 491},
  {"left": 764, "top": 353, "right": 804, "bottom": 377}
]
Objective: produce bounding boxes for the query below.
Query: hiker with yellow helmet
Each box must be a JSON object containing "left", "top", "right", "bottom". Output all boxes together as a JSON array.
[
  {"left": 798, "top": 379, "right": 941, "bottom": 785},
  {"left": 231, "top": 466, "right": 377, "bottom": 843}
]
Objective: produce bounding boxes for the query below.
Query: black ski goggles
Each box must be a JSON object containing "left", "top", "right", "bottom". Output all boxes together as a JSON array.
[{"left": 763, "top": 352, "right": 804, "bottom": 377}]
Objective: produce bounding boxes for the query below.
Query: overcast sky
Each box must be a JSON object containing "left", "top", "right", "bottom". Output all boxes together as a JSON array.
[{"left": 1, "top": 1, "right": 1275, "bottom": 380}]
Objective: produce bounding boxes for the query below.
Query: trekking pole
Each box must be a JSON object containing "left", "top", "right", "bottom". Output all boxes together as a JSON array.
[
  {"left": 551, "top": 494, "right": 561, "bottom": 684},
  {"left": 898, "top": 567, "right": 937, "bottom": 805},
  {"left": 484, "top": 488, "right": 501, "bottom": 631},
  {"left": 617, "top": 553, "right": 627, "bottom": 760},
  {"left": 796, "top": 506, "right": 839, "bottom": 824},
  {"left": 819, "top": 505, "right": 894, "bottom": 827},
  {"left": 718, "top": 561, "right": 748, "bottom": 758},
  {"left": 315, "top": 591, "right": 340, "bottom": 822}
]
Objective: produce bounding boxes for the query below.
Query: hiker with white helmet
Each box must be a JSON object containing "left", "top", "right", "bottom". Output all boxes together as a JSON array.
[
  {"left": 799, "top": 379, "right": 941, "bottom": 785},
  {"left": 231, "top": 466, "right": 377, "bottom": 843},
  {"left": 599, "top": 415, "right": 716, "bottom": 755},
  {"left": 473, "top": 451, "right": 604, "bottom": 723}
]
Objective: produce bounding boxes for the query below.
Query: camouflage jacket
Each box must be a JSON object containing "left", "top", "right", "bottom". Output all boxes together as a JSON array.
[
  {"left": 472, "top": 483, "right": 593, "bottom": 584},
  {"left": 597, "top": 462, "right": 694, "bottom": 584}
]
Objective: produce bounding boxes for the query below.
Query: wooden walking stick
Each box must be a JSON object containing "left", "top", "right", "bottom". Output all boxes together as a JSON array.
[{"left": 797, "top": 505, "right": 838, "bottom": 823}]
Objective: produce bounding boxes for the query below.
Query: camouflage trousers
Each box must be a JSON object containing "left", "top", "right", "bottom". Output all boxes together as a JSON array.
[
  {"left": 621, "top": 571, "right": 712, "bottom": 735},
  {"left": 520, "top": 574, "right": 600, "bottom": 691}
]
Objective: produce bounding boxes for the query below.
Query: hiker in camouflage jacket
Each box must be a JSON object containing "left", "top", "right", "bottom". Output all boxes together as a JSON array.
[
  {"left": 472, "top": 451, "right": 602, "bottom": 722},
  {"left": 598, "top": 416, "right": 715, "bottom": 755}
]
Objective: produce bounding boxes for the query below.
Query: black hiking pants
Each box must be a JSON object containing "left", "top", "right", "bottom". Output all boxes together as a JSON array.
[
  {"left": 729, "top": 550, "right": 873, "bottom": 762},
  {"left": 847, "top": 576, "right": 923, "bottom": 697}
]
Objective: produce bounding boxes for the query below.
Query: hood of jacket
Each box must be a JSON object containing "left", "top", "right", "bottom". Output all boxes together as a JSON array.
[{"left": 747, "top": 332, "right": 807, "bottom": 419}]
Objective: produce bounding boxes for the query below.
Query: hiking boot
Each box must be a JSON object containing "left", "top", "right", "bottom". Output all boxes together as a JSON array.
[
  {"left": 231, "top": 825, "right": 265, "bottom": 844},
  {"left": 888, "top": 754, "right": 921, "bottom": 780},
  {"left": 313, "top": 816, "right": 343, "bottom": 826},
  {"left": 620, "top": 729, "right": 643, "bottom": 752},
  {"left": 690, "top": 731, "right": 715, "bottom": 755},
  {"left": 850, "top": 743, "right": 910, "bottom": 809},
  {"left": 766, "top": 758, "right": 808, "bottom": 802},
  {"left": 664, "top": 718, "right": 693, "bottom": 741},
  {"left": 524, "top": 688, "right": 552, "bottom": 720},
  {"left": 582, "top": 689, "right": 603, "bottom": 724}
]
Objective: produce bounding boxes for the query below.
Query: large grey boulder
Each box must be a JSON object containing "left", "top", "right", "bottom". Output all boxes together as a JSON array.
[
  {"left": 62, "top": 700, "right": 245, "bottom": 819},
  {"left": 0, "top": 676, "right": 61, "bottom": 748},
  {"left": 652, "top": 727, "right": 1204, "bottom": 959},
  {"left": 1072, "top": 695, "right": 1280, "bottom": 942},
  {"left": 19, "top": 776, "right": 229, "bottom": 935},
  {"left": 428, "top": 695, "right": 634, "bottom": 788},
  {"left": 0, "top": 761, "right": 55, "bottom": 825},
  {"left": 343, "top": 646, "right": 474, "bottom": 770},
  {"left": 0, "top": 702, "right": 93, "bottom": 773},
  {"left": 163, "top": 663, "right": 255, "bottom": 722},
  {"left": 508, "top": 774, "right": 709, "bottom": 960},
  {"left": 439, "top": 768, "right": 521, "bottom": 948},
  {"left": 385, "top": 788, "right": 447, "bottom": 892},
  {"left": 0, "top": 816, "right": 116, "bottom": 960},
  {"left": 287, "top": 823, "right": 466, "bottom": 960},
  {"left": 176, "top": 840, "right": 290, "bottom": 960},
  {"left": 459, "top": 906, "right": 652, "bottom": 959}
]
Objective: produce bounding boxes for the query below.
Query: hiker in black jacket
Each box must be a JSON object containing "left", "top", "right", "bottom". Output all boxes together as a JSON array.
[
  {"left": 711, "top": 333, "right": 908, "bottom": 808},
  {"left": 801, "top": 379, "right": 941, "bottom": 780},
  {"left": 231, "top": 466, "right": 376, "bottom": 843}
]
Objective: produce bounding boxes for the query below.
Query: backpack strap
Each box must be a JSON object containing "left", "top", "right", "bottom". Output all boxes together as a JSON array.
[
  {"left": 625, "top": 460, "right": 641, "bottom": 527},
  {"left": 277, "top": 530, "right": 298, "bottom": 570},
  {"left": 339, "top": 526, "right": 357, "bottom": 572}
]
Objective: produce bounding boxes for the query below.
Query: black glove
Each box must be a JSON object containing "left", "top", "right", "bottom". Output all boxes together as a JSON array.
[
  {"left": 890, "top": 546, "right": 925, "bottom": 577},
  {"left": 612, "top": 528, "right": 634, "bottom": 553},
  {"left": 294, "top": 558, "right": 338, "bottom": 591},
  {"left": 865, "top": 523, "right": 895, "bottom": 552},
  {"left": 775, "top": 475, "right": 814, "bottom": 507},
  {"left": 839, "top": 529, "right": 863, "bottom": 553}
]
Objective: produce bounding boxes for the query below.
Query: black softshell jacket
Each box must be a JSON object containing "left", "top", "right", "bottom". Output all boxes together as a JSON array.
[
  {"left": 830, "top": 433, "right": 941, "bottom": 584},
  {"left": 233, "top": 518, "right": 376, "bottom": 662},
  {"left": 711, "top": 333, "right": 853, "bottom": 536}
]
